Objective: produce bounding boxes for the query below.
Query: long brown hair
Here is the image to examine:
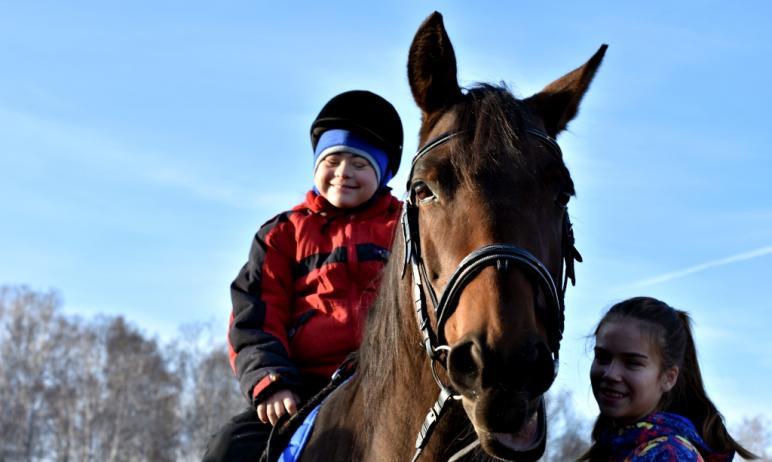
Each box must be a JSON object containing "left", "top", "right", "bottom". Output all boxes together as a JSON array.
[{"left": 579, "top": 297, "right": 757, "bottom": 461}]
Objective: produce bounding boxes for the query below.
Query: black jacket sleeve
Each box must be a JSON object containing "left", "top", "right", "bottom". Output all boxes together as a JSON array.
[{"left": 228, "top": 212, "right": 302, "bottom": 406}]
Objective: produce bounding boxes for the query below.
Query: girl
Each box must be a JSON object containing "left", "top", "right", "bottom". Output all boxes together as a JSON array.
[{"left": 581, "top": 297, "right": 756, "bottom": 461}]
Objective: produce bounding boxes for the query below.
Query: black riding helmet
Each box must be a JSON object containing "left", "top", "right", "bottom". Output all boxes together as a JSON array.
[{"left": 310, "top": 90, "right": 404, "bottom": 179}]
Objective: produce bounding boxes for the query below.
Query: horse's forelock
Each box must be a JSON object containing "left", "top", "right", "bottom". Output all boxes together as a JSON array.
[
  {"left": 452, "top": 84, "right": 527, "bottom": 183},
  {"left": 450, "top": 84, "right": 574, "bottom": 194}
]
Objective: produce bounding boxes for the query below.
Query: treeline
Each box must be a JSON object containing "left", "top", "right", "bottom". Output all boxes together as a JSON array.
[
  {"left": 0, "top": 286, "right": 769, "bottom": 461},
  {"left": 0, "top": 286, "right": 244, "bottom": 462}
]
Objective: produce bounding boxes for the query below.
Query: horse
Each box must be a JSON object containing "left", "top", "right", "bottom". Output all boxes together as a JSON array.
[{"left": 274, "top": 12, "right": 606, "bottom": 462}]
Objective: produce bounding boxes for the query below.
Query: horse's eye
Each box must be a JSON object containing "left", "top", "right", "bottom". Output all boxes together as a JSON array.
[
  {"left": 413, "top": 182, "right": 435, "bottom": 203},
  {"left": 556, "top": 191, "right": 571, "bottom": 208}
]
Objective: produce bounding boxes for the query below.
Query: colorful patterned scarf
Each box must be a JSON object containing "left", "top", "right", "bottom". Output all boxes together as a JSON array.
[{"left": 597, "top": 412, "right": 734, "bottom": 462}]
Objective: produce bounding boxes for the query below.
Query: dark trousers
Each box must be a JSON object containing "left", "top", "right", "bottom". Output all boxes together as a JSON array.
[
  {"left": 201, "top": 377, "right": 329, "bottom": 462},
  {"left": 201, "top": 406, "right": 271, "bottom": 462}
]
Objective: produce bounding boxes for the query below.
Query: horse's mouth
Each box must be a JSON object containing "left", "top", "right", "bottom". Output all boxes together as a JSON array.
[{"left": 470, "top": 396, "right": 547, "bottom": 461}]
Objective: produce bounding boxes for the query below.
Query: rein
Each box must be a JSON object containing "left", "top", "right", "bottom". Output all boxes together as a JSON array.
[{"left": 402, "top": 128, "right": 581, "bottom": 462}]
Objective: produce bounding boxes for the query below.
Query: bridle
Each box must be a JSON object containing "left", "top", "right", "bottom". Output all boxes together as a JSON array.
[{"left": 403, "top": 128, "right": 582, "bottom": 462}]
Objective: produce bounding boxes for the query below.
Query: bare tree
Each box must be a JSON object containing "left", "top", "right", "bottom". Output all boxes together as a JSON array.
[
  {"left": 539, "top": 388, "right": 591, "bottom": 462},
  {"left": 0, "top": 286, "right": 61, "bottom": 461},
  {"left": 734, "top": 415, "right": 771, "bottom": 461},
  {"left": 0, "top": 286, "right": 188, "bottom": 462},
  {"left": 44, "top": 314, "right": 103, "bottom": 462},
  {"left": 169, "top": 321, "right": 245, "bottom": 461},
  {"left": 97, "top": 317, "right": 182, "bottom": 462}
]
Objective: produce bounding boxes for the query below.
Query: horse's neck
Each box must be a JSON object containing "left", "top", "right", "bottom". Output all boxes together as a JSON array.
[
  {"left": 367, "top": 363, "right": 437, "bottom": 456},
  {"left": 306, "top": 275, "right": 477, "bottom": 460},
  {"left": 356, "top": 312, "right": 473, "bottom": 460},
  {"left": 306, "top": 315, "right": 447, "bottom": 459},
  {"left": 369, "top": 378, "right": 475, "bottom": 461}
]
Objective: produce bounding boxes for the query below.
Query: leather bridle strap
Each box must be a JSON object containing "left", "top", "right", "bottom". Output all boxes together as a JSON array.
[
  {"left": 434, "top": 243, "right": 563, "bottom": 358},
  {"left": 409, "top": 131, "right": 465, "bottom": 175},
  {"left": 525, "top": 128, "right": 583, "bottom": 296}
]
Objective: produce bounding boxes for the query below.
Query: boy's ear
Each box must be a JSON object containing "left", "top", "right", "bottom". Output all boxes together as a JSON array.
[{"left": 660, "top": 366, "right": 679, "bottom": 393}]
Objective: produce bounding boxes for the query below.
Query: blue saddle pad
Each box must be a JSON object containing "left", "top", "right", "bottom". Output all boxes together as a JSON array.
[{"left": 277, "top": 403, "right": 321, "bottom": 462}]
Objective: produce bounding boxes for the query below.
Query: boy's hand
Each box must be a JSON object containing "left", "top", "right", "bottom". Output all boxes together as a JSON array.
[{"left": 256, "top": 389, "right": 300, "bottom": 426}]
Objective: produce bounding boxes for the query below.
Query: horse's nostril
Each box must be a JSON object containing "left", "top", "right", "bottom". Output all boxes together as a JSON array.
[
  {"left": 525, "top": 342, "right": 556, "bottom": 396},
  {"left": 451, "top": 344, "right": 477, "bottom": 375},
  {"left": 448, "top": 338, "right": 483, "bottom": 394}
]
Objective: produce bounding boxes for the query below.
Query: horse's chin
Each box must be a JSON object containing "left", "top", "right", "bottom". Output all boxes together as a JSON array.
[
  {"left": 479, "top": 402, "right": 546, "bottom": 462},
  {"left": 463, "top": 395, "right": 547, "bottom": 462}
]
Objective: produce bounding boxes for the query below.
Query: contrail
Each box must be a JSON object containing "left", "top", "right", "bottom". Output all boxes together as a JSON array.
[{"left": 623, "top": 245, "right": 772, "bottom": 289}]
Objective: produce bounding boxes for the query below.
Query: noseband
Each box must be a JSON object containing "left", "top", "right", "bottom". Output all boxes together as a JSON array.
[{"left": 403, "top": 128, "right": 582, "bottom": 461}]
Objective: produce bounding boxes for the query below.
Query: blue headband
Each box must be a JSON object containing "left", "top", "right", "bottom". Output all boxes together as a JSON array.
[{"left": 313, "top": 129, "right": 393, "bottom": 188}]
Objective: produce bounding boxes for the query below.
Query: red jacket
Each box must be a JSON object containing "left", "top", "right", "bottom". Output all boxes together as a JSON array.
[{"left": 228, "top": 190, "right": 401, "bottom": 405}]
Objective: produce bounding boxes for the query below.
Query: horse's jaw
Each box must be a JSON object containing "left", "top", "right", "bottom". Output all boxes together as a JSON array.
[{"left": 461, "top": 394, "right": 547, "bottom": 461}]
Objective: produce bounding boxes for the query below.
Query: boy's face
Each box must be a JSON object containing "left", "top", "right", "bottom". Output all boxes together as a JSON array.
[{"left": 314, "top": 152, "right": 378, "bottom": 208}]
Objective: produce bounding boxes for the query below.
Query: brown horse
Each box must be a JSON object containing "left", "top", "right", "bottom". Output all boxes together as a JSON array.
[{"left": 275, "top": 12, "right": 605, "bottom": 462}]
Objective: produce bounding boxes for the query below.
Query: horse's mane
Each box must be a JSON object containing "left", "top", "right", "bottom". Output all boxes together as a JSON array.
[{"left": 355, "top": 232, "right": 409, "bottom": 417}]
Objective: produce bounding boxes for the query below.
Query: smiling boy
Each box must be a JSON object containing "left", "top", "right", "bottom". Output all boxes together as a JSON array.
[{"left": 203, "top": 90, "right": 403, "bottom": 462}]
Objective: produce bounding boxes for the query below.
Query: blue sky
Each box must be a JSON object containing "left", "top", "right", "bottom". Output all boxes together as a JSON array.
[{"left": 2, "top": 1, "right": 770, "bottom": 427}]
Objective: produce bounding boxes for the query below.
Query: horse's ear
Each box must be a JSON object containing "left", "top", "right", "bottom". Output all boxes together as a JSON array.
[
  {"left": 525, "top": 44, "right": 608, "bottom": 138},
  {"left": 408, "top": 12, "right": 462, "bottom": 115}
]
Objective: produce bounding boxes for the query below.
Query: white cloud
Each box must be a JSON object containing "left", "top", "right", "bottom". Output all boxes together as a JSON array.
[{"left": 619, "top": 245, "right": 772, "bottom": 290}]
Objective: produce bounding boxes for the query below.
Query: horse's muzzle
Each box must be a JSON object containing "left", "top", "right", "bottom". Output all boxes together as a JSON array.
[
  {"left": 447, "top": 334, "right": 554, "bottom": 461},
  {"left": 447, "top": 334, "right": 555, "bottom": 399}
]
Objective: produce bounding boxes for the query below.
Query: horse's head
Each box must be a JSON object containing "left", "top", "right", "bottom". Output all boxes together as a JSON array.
[{"left": 405, "top": 12, "right": 605, "bottom": 461}]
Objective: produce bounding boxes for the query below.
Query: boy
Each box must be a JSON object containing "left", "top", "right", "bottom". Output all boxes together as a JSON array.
[{"left": 203, "top": 90, "right": 403, "bottom": 461}]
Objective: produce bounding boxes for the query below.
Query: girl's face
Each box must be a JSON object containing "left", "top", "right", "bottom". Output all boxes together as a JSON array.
[
  {"left": 590, "top": 319, "right": 679, "bottom": 425},
  {"left": 314, "top": 152, "right": 378, "bottom": 208}
]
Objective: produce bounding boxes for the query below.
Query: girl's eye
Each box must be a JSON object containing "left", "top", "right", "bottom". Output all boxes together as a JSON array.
[
  {"left": 556, "top": 191, "right": 571, "bottom": 207},
  {"left": 593, "top": 350, "right": 610, "bottom": 364},
  {"left": 413, "top": 183, "right": 435, "bottom": 203}
]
